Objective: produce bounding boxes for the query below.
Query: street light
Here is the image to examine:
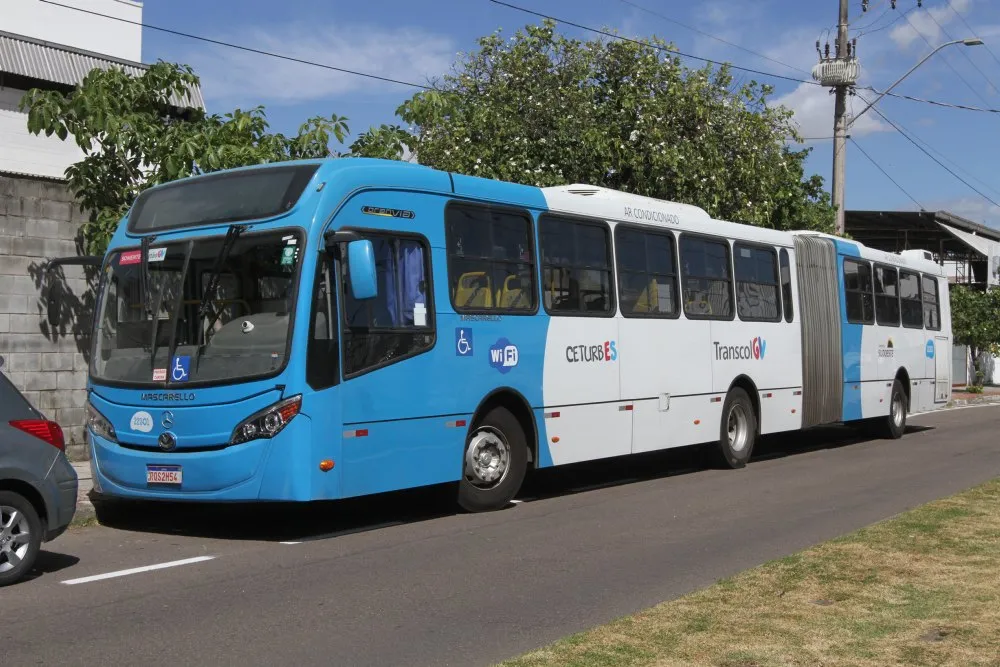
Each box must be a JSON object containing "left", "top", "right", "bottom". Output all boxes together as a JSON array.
[{"left": 848, "top": 37, "right": 984, "bottom": 127}]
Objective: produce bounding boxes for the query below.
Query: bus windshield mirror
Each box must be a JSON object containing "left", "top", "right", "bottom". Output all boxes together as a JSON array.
[{"left": 347, "top": 239, "right": 378, "bottom": 300}]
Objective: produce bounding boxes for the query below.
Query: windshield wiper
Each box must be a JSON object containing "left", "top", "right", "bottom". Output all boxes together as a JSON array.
[
  {"left": 163, "top": 240, "right": 194, "bottom": 387},
  {"left": 138, "top": 235, "right": 156, "bottom": 321},
  {"left": 194, "top": 224, "right": 247, "bottom": 367},
  {"left": 148, "top": 275, "right": 168, "bottom": 370}
]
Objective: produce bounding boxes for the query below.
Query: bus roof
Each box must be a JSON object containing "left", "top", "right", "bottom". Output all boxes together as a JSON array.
[{"left": 108, "top": 157, "right": 946, "bottom": 274}]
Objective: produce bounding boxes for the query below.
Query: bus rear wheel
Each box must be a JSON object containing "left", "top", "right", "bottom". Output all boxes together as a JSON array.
[
  {"left": 878, "top": 379, "right": 907, "bottom": 439},
  {"left": 712, "top": 387, "right": 757, "bottom": 469},
  {"left": 458, "top": 405, "right": 527, "bottom": 512}
]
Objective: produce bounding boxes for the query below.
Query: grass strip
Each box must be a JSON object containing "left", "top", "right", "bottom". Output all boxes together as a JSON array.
[{"left": 501, "top": 478, "right": 1000, "bottom": 667}]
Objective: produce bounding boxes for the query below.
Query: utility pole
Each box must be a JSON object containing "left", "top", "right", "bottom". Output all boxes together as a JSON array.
[
  {"left": 812, "top": 1, "right": 859, "bottom": 236},
  {"left": 832, "top": 0, "right": 849, "bottom": 236}
]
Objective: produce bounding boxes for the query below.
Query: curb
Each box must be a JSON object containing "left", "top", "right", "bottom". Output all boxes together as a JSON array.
[{"left": 947, "top": 394, "right": 1000, "bottom": 408}]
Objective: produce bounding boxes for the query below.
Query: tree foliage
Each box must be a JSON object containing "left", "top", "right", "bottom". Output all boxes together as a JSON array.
[
  {"left": 362, "top": 20, "right": 834, "bottom": 233},
  {"left": 949, "top": 285, "right": 1000, "bottom": 387},
  {"left": 19, "top": 62, "right": 371, "bottom": 255}
]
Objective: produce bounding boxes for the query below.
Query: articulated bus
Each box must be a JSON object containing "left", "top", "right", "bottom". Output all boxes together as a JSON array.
[{"left": 64, "top": 158, "right": 952, "bottom": 512}]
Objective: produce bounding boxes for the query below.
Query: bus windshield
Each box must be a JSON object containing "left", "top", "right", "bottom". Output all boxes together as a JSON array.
[{"left": 91, "top": 229, "right": 303, "bottom": 387}]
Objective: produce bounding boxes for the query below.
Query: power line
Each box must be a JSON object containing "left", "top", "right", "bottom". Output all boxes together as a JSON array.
[
  {"left": 923, "top": 4, "right": 998, "bottom": 95},
  {"left": 901, "top": 7, "right": 992, "bottom": 107},
  {"left": 946, "top": 0, "right": 1000, "bottom": 75},
  {"left": 852, "top": 0, "right": 890, "bottom": 33},
  {"left": 866, "top": 106, "right": 1000, "bottom": 201},
  {"left": 849, "top": 136, "right": 924, "bottom": 209},
  {"left": 863, "top": 97, "right": 1000, "bottom": 208},
  {"left": 491, "top": 0, "right": 1000, "bottom": 115},
  {"left": 488, "top": 0, "right": 824, "bottom": 87},
  {"left": 856, "top": 5, "right": 917, "bottom": 36},
  {"left": 37, "top": 0, "right": 435, "bottom": 91},
  {"left": 859, "top": 86, "right": 1000, "bottom": 113},
  {"left": 616, "top": 0, "right": 810, "bottom": 75}
]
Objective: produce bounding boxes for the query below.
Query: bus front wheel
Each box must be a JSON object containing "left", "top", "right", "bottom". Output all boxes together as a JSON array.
[
  {"left": 458, "top": 406, "right": 527, "bottom": 512},
  {"left": 713, "top": 387, "right": 757, "bottom": 469}
]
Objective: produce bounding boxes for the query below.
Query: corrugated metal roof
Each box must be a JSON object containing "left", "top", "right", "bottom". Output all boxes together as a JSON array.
[{"left": 0, "top": 30, "right": 205, "bottom": 110}]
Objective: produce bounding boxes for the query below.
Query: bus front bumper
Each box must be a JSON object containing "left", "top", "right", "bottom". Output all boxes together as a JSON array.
[{"left": 88, "top": 415, "right": 321, "bottom": 502}]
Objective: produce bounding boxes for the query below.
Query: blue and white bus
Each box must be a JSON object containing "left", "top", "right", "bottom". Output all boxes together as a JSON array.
[{"left": 67, "top": 157, "right": 952, "bottom": 511}]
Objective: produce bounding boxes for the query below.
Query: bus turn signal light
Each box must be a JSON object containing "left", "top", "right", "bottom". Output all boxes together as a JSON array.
[{"left": 319, "top": 460, "right": 335, "bottom": 472}]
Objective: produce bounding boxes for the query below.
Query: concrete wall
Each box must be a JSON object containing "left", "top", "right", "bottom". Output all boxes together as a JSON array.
[{"left": 0, "top": 174, "right": 95, "bottom": 461}]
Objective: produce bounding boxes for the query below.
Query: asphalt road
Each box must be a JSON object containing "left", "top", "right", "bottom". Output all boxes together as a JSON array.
[{"left": 5, "top": 404, "right": 1000, "bottom": 667}]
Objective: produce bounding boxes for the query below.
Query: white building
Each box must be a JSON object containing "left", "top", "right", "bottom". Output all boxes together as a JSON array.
[{"left": 0, "top": 0, "right": 204, "bottom": 179}]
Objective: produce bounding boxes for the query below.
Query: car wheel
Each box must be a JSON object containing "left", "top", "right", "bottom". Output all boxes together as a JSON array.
[{"left": 0, "top": 490, "right": 43, "bottom": 587}]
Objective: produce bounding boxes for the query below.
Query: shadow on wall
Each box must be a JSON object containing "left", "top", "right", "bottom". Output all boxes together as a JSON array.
[{"left": 26, "top": 228, "right": 100, "bottom": 364}]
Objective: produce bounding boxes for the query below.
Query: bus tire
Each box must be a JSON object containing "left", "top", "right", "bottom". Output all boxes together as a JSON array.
[
  {"left": 714, "top": 387, "right": 757, "bottom": 469},
  {"left": 0, "top": 490, "right": 43, "bottom": 587},
  {"left": 879, "top": 379, "right": 907, "bottom": 439},
  {"left": 458, "top": 406, "right": 527, "bottom": 512}
]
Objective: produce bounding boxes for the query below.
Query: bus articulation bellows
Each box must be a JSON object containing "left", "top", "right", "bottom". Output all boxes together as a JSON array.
[{"left": 53, "top": 158, "right": 951, "bottom": 511}]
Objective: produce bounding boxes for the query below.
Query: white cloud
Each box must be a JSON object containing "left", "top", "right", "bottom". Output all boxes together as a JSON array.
[
  {"left": 890, "top": 0, "right": 971, "bottom": 50},
  {"left": 187, "top": 22, "right": 455, "bottom": 107},
  {"left": 920, "top": 196, "right": 1000, "bottom": 227},
  {"left": 773, "top": 83, "right": 888, "bottom": 139}
]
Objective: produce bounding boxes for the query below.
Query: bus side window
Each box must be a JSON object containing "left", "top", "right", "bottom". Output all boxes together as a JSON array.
[
  {"left": 844, "top": 259, "right": 874, "bottom": 324},
  {"left": 614, "top": 225, "right": 678, "bottom": 318},
  {"left": 540, "top": 214, "right": 614, "bottom": 316},
  {"left": 921, "top": 274, "right": 941, "bottom": 331},
  {"left": 341, "top": 234, "right": 434, "bottom": 376},
  {"left": 307, "top": 258, "right": 339, "bottom": 390},
  {"left": 874, "top": 264, "right": 900, "bottom": 327},
  {"left": 734, "top": 243, "right": 781, "bottom": 322},
  {"left": 899, "top": 271, "right": 923, "bottom": 328},
  {"left": 446, "top": 204, "right": 536, "bottom": 313},
  {"left": 679, "top": 235, "right": 733, "bottom": 319},
  {"left": 779, "top": 248, "right": 793, "bottom": 323}
]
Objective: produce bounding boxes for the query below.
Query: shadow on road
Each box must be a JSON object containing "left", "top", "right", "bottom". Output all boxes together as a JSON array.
[
  {"left": 90, "top": 423, "right": 933, "bottom": 543},
  {"left": 21, "top": 551, "right": 81, "bottom": 583}
]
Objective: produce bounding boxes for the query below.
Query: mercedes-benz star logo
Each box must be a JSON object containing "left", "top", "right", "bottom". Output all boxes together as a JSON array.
[
  {"left": 161, "top": 411, "right": 174, "bottom": 429},
  {"left": 158, "top": 432, "right": 176, "bottom": 452}
]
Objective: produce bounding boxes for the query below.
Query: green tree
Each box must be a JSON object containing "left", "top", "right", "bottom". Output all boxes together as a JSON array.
[
  {"left": 19, "top": 62, "right": 361, "bottom": 255},
  {"left": 949, "top": 284, "right": 1000, "bottom": 388},
  {"left": 359, "top": 20, "right": 834, "bottom": 233}
]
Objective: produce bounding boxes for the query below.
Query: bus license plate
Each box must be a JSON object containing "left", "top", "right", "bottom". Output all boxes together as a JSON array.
[{"left": 147, "top": 464, "right": 182, "bottom": 485}]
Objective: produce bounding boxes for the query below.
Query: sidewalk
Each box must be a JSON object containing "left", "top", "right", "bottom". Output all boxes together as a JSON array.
[
  {"left": 71, "top": 461, "right": 96, "bottom": 524},
  {"left": 950, "top": 385, "right": 1000, "bottom": 406}
]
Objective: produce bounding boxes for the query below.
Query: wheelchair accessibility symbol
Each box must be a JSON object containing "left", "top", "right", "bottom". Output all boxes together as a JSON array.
[
  {"left": 171, "top": 355, "right": 191, "bottom": 382},
  {"left": 455, "top": 328, "right": 474, "bottom": 357}
]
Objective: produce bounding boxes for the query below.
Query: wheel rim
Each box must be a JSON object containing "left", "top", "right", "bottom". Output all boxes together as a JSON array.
[
  {"left": 0, "top": 505, "right": 32, "bottom": 573},
  {"left": 465, "top": 427, "right": 511, "bottom": 489},
  {"left": 727, "top": 404, "right": 750, "bottom": 453},
  {"left": 892, "top": 393, "right": 904, "bottom": 427}
]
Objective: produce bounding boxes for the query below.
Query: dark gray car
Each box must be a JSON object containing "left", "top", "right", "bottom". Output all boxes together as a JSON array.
[{"left": 0, "top": 361, "right": 78, "bottom": 586}]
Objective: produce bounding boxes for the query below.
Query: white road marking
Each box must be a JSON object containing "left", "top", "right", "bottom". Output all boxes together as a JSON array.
[
  {"left": 509, "top": 499, "right": 524, "bottom": 504},
  {"left": 279, "top": 541, "right": 301, "bottom": 545},
  {"left": 61, "top": 556, "right": 215, "bottom": 585}
]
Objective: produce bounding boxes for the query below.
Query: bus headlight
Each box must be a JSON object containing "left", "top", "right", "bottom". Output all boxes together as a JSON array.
[
  {"left": 230, "top": 395, "right": 301, "bottom": 445},
  {"left": 85, "top": 399, "right": 117, "bottom": 443}
]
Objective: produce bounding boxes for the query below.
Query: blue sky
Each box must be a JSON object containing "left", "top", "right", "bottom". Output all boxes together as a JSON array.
[{"left": 140, "top": 0, "right": 1000, "bottom": 227}]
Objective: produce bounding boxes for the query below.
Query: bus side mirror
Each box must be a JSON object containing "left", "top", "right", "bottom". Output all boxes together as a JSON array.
[{"left": 347, "top": 239, "right": 378, "bottom": 300}]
